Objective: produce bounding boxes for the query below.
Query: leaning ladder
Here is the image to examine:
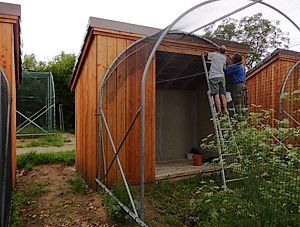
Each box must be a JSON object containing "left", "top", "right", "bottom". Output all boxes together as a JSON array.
[{"left": 201, "top": 54, "right": 242, "bottom": 190}]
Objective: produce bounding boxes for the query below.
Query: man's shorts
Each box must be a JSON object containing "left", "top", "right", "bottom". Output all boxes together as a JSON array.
[{"left": 209, "top": 77, "right": 226, "bottom": 95}]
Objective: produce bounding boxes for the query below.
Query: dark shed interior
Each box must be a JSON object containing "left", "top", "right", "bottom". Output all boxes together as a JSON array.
[{"left": 155, "top": 51, "right": 215, "bottom": 163}]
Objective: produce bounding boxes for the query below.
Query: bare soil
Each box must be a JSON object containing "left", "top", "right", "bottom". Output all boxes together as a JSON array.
[{"left": 16, "top": 164, "right": 112, "bottom": 226}]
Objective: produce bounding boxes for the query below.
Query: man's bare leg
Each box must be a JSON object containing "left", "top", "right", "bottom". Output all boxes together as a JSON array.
[
  {"left": 214, "top": 94, "right": 222, "bottom": 114},
  {"left": 220, "top": 94, "right": 228, "bottom": 114}
]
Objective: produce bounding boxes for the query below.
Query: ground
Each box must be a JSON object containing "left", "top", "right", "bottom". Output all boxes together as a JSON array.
[
  {"left": 15, "top": 164, "right": 112, "bottom": 226},
  {"left": 17, "top": 133, "right": 75, "bottom": 154}
]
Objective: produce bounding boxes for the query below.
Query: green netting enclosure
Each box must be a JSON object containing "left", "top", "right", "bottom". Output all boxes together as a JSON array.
[{"left": 17, "top": 72, "right": 55, "bottom": 136}]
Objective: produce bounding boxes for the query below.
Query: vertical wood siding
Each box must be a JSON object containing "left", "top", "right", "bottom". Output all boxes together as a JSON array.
[
  {"left": 75, "top": 31, "right": 248, "bottom": 187},
  {"left": 247, "top": 57, "right": 299, "bottom": 126},
  {"left": 0, "top": 19, "right": 17, "bottom": 186}
]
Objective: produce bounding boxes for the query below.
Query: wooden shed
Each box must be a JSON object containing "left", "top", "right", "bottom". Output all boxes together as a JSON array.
[
  {"left": 70, "top": 17, "right": 248, "bottom": 187},
  {"left": 0, "top": 2, "right": 21, "bottom": 186},
  {"left": 247, "top": 49, "right": 300, "bottom": 126}
]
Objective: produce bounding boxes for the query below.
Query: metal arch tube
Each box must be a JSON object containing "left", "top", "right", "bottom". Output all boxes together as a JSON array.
[
  {"left": 187, "top": 0, "right": 261, "bottom": 35},
  {"left": 50, "top": 72, "right": 56, "bottom": 131},
  {"left": 259, "top": 2, "right": 300, "bottom": 32},
  {"left": 101, "top": 109, "right": 139, "bottom": 217},
  {"left": 280, "top": 61, "right": 300, "bottom": 120},
  {"left": 140, "top": 0, "right": 232, "bottom": 220},
  {"left": 0, "top": 68, "right": 11, "bottom": 227},
  {"left": 97, "top": 36, "right": 151, "bottom": 182},
  {"left": 139, "top": 0, "right": 296, "bottom": 218}
]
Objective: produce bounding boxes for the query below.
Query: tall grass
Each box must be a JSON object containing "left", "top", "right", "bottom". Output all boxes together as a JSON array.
[{"left": 17, "top": 150, "right": 75, "bottom": 169}]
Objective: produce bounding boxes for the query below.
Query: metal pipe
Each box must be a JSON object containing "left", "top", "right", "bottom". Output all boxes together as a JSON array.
[
  {"left": 17, "top": 104, "right": 55, "bottom": 134},
  {"left": 280, "top": 61, "right": 300, "bottom": 120},
  {"left": 187, "top": 1, "right": 261, "bottom": 35},
  {"left": 16, "top": 106, "right": 46, "bottom": 130},
  {"left": 16, "top": 110, "right": 47, "bottom": 133},
  {"left": 0, "top": 69, "right": 3, "bottom": 226},
  {"left": 140, "top": 0, "right": 220, "bottom": 219},
  {"left": 102, "top": 107, "right": 141, "bottom": 181},
  {"left": 282, "top": 110, "right": 300, "bottom": 126},
  {"left": 95, "top": 178, "right": 148, "bottom": 227},
  {"left": 0, "top": 68, "right": 11, "bottom": 227},
  {"left": 97, "top": 37, "right": 151, "bottom": 183},
  {"left": 101, "top": 109, "right": 139, "bottom": 217},
  {"left": 156, "top": 72, "right": 205, "bottom": 84},
  {"left": 50, "top": 72, "right": 56, "bottom": 131}
]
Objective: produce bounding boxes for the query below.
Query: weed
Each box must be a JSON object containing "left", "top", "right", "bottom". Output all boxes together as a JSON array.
[
  {"left": 25, "top": 133, "right": 64, "bottom": 147},
  {"left": 11, "top": 182, "right": 48, "bottom": 227},
  {"left": 68, "top": 173, "right": 86, "bottom": 194},
  {"left": 17, "top": 150, "right": 75, "bottom": 169},
  {"left": 102, "top": 182, "right": 137, "bottom": 225}
]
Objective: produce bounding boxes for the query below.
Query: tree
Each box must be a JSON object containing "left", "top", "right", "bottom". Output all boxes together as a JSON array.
[
  {"left": 22, "top": 54, "right": 47, "bottom": 72},
  {"left": 204, "top": 13, "right": 290, "bottom": 69},
  {"left": 47, "top": 52, "right": 76, "bottom": 130},
  {"left": 21, "top": 52, "right": 76, "bottom": 131}
]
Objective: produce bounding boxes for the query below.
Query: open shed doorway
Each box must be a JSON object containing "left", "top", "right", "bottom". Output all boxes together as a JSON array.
[{"left": 155, "top": 51, "right": 218, "bottom": 180}]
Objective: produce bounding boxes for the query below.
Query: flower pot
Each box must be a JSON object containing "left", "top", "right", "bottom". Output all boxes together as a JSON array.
[{"left": 193, "top": 154, "right": 203, "bottom": 166}]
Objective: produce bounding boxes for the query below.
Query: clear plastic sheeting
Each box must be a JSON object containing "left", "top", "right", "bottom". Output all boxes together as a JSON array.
[{"left": 97, "top": 0, "right": 300, "bottom": 224}]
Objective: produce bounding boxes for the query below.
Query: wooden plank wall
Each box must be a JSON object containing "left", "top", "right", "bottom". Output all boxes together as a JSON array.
[
  {"left": 75, "top": 39, "right": 97, "bottom": 187},
  {"left": 247, "top": 57, "right": 298, "bottom": 126},
  {"left": 0, "top": 16, "right": 17, "bottom": 186},
  {"left": 96, "top": 34, "right": 156, "bottom": 186},
  {"left": 75, "top": 31, "right": 248, "bottom": 187}
]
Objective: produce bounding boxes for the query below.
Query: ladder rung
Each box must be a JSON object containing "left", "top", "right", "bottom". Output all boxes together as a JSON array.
[
  {"left": 220, "top": 128, "right": 232, "bottom": 131},
  {"left": 221, "top": 152, "right": 239, "bottom": 157},
  {"left": 225, "top": 177, "right": 247, "bottom": 183}
]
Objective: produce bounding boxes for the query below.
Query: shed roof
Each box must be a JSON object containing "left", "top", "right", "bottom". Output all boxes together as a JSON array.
[
  {"left": 0, "top": 2, "right": 22, "bottom": 87},
  {"left": 71, "top": 17, "right": 249, "bottom": 90},
  {"left": 247, "top": 49, "right": 300, "bottom": 77},
  {"left": 0, "top": 1, "right": 21, "bottom": 16}
]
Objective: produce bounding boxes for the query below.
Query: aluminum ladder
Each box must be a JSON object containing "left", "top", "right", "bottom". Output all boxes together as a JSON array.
[{"left": 201, "top": 54, "right": 243, "bottom": 190}]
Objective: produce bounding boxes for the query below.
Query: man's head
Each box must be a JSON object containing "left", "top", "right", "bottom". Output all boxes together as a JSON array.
[
  {"left": 232, "top": 53, "right": 242, "bottom": 64},
  {"left": 219, "top": 45, "right": 226, "bottom": 54}
]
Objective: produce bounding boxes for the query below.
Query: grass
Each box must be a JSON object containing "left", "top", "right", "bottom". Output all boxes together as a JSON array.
[
  {"left": 17, "top": 133, "right": 64, "bottom": 148},
  {"left": 68, "top": 173, "right": 86, "bottom": 195},
  {"left": 17, "top": 150, "right": 75, "bottom": 169},
  {"left": 11, "top": 182, "right": 48, "bottom": 227},
  {"left": 102, "top": 181, "right": 137, "bottom": 225},
  {"left": 144, "top": 173, "right": 235, "bottom": 226}
]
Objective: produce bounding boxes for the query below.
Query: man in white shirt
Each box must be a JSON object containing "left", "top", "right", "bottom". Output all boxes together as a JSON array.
[{"left": 207, "top": 45, "right": 228, "bottom": 114}]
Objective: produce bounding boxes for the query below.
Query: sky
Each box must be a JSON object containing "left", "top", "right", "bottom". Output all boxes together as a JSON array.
[{"left": 3, "top": 0, "right": 300, "bottom": 61}]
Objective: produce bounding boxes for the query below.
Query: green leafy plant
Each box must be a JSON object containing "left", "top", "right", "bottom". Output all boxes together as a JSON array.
[
  {"left": 146, "top": 112, "right": 299, "bottom": 226},
  {"left": 68, "top": 173, "right": 86, "bottom": 194},
  {"left": 23, "top": 133, "right": 64, "bottom": 147},
  {"left": 11, "top": 182, "right": 48, "bottom": 227},
  {"left": 102, "top": 181, "right": 137, "bottom": 225},
  {"left": 17, "top": 150, "right": 75, "bottom": 169}
]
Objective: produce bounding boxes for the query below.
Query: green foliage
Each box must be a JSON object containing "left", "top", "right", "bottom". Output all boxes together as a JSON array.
[
  {"left": 25, "top": 133, "right": 64, "bottom": 147},
  {"left": 17, "top": 150, "right": 75, "bottom": 169},
  {"left": 68, "top": 173, "right": 86, "bottom": 194},
  {"left": 11, "top": 182, "right": 48, "bottom": 227},
  {"left": 47, "top": 52, "right": 76, "bottom": 130},
  {"left": 22, "top": 54, "right": 48, "bottom": 72},
  {"left": 21, "top": 52, "right": 76, "bottom": 130},
  {"left": 204, "top": 13, "right": 290, "bottom": 69},
  {"left": 102, "top": 182, "right": 137, "bottom": 225},
  {"left": 148, "top": 112, "right": 300, "bottom": 226}
]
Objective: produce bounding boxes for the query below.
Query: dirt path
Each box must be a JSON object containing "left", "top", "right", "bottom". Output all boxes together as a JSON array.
[
  {"left": 17, "top": 133, "right": 75, "bottom": 154},
  {"left": 16, "top": 164, "right": 112, "bottom": 226}
]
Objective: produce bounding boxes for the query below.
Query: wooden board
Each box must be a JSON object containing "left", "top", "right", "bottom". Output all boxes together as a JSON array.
[{"left": 0, "top": 21, "right": 17, "bottom": 186}]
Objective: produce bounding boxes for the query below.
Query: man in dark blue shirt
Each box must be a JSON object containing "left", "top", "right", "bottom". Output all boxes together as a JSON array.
[{"left": 224, "top": 54, "right": 246, "bottom": 114}]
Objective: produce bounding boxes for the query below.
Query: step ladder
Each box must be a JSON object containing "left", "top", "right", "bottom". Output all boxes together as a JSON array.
[{"left": 201, "top": 54, "right": 243, "bottom": 190}]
